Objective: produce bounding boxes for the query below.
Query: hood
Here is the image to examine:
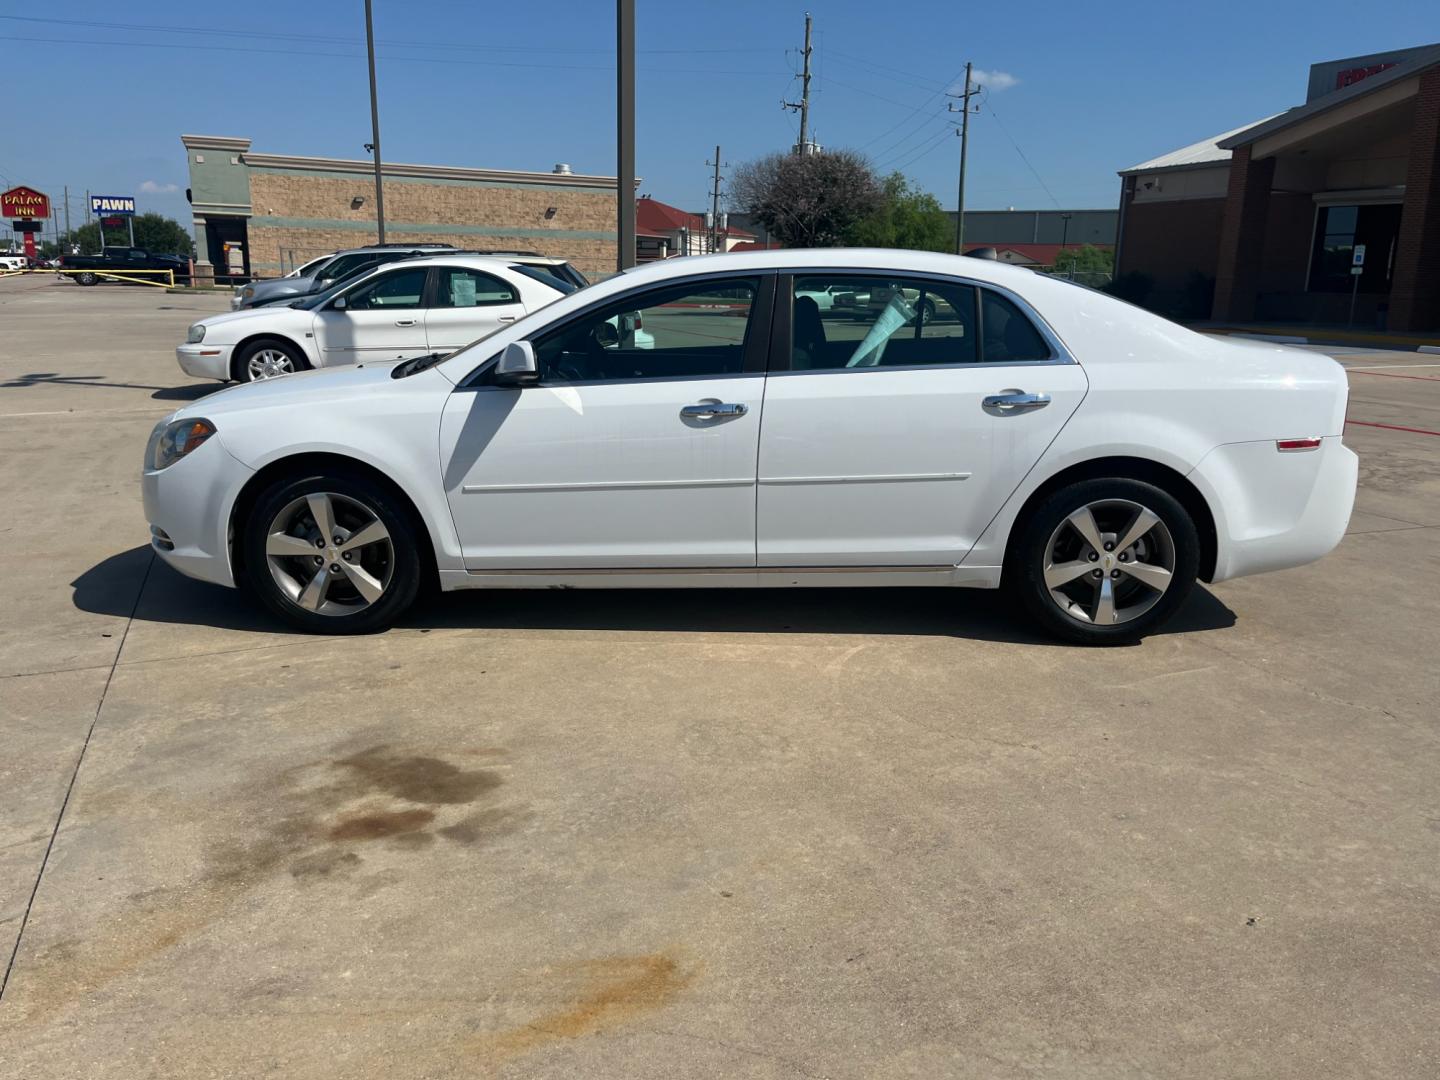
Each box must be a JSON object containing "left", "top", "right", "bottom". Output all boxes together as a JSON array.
[
  {"left": 196, "top": 305, "right": 312, "bottom": 333},
  {"left": 245, "top": 276, "right": 315, "bottom": 301},
  {"left": 176, "top": 359, "right": 413, "bottom": 419}
]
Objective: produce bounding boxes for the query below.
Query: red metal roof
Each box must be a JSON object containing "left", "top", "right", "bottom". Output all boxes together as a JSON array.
[
  {"left": 966, "top": 243, "right": 1112, "bottom": 265},
  {"left": 636, "top": 197, "right": 755, "bottom": 238}
]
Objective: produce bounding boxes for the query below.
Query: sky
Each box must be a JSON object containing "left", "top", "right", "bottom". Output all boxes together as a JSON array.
[{"left": 3, "top": 0, "right": 1436, "bottom": 233}]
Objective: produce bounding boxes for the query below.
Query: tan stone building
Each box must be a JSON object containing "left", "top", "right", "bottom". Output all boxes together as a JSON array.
[{"left": 181, "top": 134, "right": 621, "bottom": 282}]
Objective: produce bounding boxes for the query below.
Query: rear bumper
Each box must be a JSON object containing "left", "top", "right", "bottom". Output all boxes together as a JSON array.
[
  {"left": 1193, "top": 436, "right": 1358, "bottom": 582},
  {"left": 176, "top": 343, "right": 233, "bottom": 381}
]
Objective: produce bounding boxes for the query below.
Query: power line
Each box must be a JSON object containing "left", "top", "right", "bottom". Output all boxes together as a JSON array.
[
  {"left": 854, "top": 65, "right": 968, "bottom": 154},
  {"left": 983, "top": 101, "right": 1063, "bottom": 210},
  {"left": 0, "top": 34, "right": 788, "bottom": 75},
  {"left": 825, "top": 49, "right": 955, "bottom": 95},
  {"left": 884, "top": 128, "right": 954, "bottom": 173},
  {"left": 0, "top": 14, "right": 772, "bottom": 55}
]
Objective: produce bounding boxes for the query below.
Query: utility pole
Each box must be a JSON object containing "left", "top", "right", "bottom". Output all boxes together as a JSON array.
[
  {"left": 782, "top": 12, "right": 814, "bottom": 155},
  {"left": 616, "top": 0, "right": 636, "bottom": 270},
  {"left": 706, "top": 145, "right": 728, "bottom": 253},
  {"left": 947, "top": 62, "right": 981, "bottom": 255},
  {"left": 363, "top": 0, "right": 386, "bottom": 244},
  {"left": 63, "top": 185, "right": 71, "bottom": 246}
]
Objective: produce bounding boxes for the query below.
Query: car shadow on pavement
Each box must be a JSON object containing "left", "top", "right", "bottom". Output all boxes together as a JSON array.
[
  {"left": 73, "top": 547, "right": 1237, "bottom": 645},
  {"left": 152, "top": 383, "right": 223, "bottom": 401}
]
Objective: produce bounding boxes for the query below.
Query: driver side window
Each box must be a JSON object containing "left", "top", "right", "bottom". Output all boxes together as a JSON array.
[
  {"left": 531, "top": 277, "right": 760, "bottom": 383},
  {"left": 345, "top": 267, "right": 427, "bottom": 310}
]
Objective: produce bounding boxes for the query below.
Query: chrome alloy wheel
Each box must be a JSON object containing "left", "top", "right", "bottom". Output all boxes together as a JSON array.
[
  {"left": 247, "top": 347, "right": 297, "bottom": 380},
  {"left": 1042, "top": 498, "right": 1176, "bottom": 627},
  {"left": 264, "top": 492, "right": 393, "bottom": 616}
]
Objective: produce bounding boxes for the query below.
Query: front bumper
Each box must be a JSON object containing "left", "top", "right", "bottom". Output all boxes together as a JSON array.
[
  {"left": 142, "top": 434, "right": 255, "bottom": 588},
  {"left": 1194, "top": 436, "right": 1358, "bottom": 582},
  {"left": 176, "top": 342, "right": 234, "bottom": 381}
]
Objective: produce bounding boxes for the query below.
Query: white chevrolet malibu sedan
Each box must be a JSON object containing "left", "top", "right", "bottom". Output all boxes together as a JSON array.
[
  {"left": 143, "top": 249, "right": 1357, "bottom": 644},
  {"left": 175, "top": 255, "right": 569, "bottom": 383}
]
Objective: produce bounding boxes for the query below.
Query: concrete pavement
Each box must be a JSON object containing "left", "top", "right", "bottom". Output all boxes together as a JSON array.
[{"left": 1, "top": 275, "right": 1437, "bottom": 1078}]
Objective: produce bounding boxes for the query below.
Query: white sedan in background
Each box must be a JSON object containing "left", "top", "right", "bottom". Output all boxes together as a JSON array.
[
  {"left": 177, "top": 255, "right": 569, "bottom": 383},
  {"left": 144, "top": 248, "right": 1356, "bottom": 644}
]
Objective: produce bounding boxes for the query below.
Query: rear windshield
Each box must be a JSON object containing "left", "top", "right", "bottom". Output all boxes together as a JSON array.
[{"left": 510, "top": 264, "right": 578, "bottom": 294}]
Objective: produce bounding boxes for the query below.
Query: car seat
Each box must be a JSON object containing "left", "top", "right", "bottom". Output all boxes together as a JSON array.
[{"left": 793, "top": 295, "right": 826, "bottom": 368}]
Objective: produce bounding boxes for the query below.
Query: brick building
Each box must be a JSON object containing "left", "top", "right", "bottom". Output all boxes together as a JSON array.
[
  {"left": 1115, "top": 44, "right": 1440, "bottom": 330},
  {"left": 181, "top": 135, "right": 623, "bottom": 282}
]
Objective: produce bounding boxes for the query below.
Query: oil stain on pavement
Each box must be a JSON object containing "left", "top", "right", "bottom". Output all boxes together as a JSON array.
[{"left": 9, "top": 742, "right": 529, "bottom": 1023}]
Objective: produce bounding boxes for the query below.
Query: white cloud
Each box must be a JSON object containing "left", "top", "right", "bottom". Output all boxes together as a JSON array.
[
  {"left": 969, "top": 68, "right": 1019, "bottom": 92},
  {"left": 138, "top": 180, "right": 179, "bottom": 194}
]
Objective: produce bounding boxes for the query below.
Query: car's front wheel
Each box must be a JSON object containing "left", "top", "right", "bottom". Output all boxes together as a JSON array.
[
  {"left": 1011, "top": 478, "right": 1199, "bottom": 645},
  {"left": 234, "top": 337, "right": 310, "bottom": 383},
  {"left": 75, "top": 271, "right": 98, "bottom": 286},
  {"left": 242, "top": 470, "right": 424, "bottom": 634}
]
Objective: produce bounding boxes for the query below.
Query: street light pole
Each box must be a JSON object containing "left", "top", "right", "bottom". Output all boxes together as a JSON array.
[
  {"left": 364, "top": 0, "right": 386, "bottom": 244},
  {"left": 616, "top": 0, "right": 636, "bottom": 270}
]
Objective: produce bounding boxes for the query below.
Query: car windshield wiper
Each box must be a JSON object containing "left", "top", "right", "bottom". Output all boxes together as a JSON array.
[{"left": 391, "top": 351, "right": 449, "bottom": 379}]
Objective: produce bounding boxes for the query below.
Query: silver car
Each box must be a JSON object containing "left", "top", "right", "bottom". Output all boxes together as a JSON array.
[{"left": 231, "top": 244, "right": 457, "bottom": 310}]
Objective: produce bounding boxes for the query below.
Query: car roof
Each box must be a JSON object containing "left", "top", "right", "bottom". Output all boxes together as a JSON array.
[
  {"left": 329, "top": 243, "right": 456, "bottom": 256},
  {"left": 616, "top": 248, "right": 1044, "bottom": 290},
  {"left": 389, "top": 254, "right": 559, "bottom": 271}
]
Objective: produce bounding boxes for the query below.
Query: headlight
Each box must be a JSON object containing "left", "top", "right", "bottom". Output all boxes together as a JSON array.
[
  {"left": 186, "top": 324, "right": 206, "bottom": 344},
  {"left": 241, "top": 286, "right": 255, "bottom": 299},
  {"left": 146, "top": 417, "right": 216, "bottom": 471}
]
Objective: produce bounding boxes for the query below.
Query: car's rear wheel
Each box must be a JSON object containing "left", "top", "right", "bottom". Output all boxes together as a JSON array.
[
  {"left": 1011, "top": 478, "right": 1199, "bottom": 645},
  {"left": 234, "top": 337, "right": 309, "bottom": 383},
  {"left": 917, "top": 298, "right": 937, "bottom": 325},
  {"left": 242, "top": 470, "right": 423, "bottom": 634}
]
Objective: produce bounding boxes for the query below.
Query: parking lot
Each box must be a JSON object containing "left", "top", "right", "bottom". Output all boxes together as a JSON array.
[{"left": 2, "top": 274, "right": 1438, "bottom": 1077}]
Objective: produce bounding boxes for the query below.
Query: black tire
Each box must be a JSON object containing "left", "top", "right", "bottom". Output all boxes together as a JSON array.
[
  {"left": 76, "top": 271, "right": 98, "bottom": 286},
  {"left": 242, "top": 469, "right": 424, "bottom": 634},
  {"left": 1010, "top": 477, "right": 1199, "bottom": 646},
  {"left": 917, "top": 298, "right": 937, "bottom": 325},
  {"left": 232, "top": 337, "right": 310, "bottom": 383}
]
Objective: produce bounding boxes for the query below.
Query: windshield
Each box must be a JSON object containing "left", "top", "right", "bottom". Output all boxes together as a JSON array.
[
  {"left": 288, "top": 264, "right": 386, "bottom": 310},
  {"left": 294, "top": 255, "right": 329, "bottom": 277}
]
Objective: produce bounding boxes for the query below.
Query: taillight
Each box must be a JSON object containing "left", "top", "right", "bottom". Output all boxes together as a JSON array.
[{"left": 1276, "top": 438, "right": 1322, "bottom": 452}]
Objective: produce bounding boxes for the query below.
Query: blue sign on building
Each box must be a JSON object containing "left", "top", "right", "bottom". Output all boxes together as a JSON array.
[{"left": 91, "top": 195, "right": 136, "bottom": 216}]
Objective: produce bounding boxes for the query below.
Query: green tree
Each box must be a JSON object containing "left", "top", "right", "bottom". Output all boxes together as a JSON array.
[
  {"left": 730, "top": 149, "right": 882, "bottom": 248},
  {"left": 1049, "top": 244, "right": 1113, "bottom": 275},
  {"left": 46, "top": 213, "right": 194, "bottom": 257},
  {"left": 849, "top": 172, "right": 953, "bottom": 251}
]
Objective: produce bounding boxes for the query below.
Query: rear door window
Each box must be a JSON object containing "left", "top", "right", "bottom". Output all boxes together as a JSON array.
[
  {"left": 979, "top": 290, "right": 1051, "bottom": 362},
  {"left": 435, "top": 267, "right": 518, "bottom": 307},
  {"left": 790, "top": 275, "right": 978, "bottom": 369}
]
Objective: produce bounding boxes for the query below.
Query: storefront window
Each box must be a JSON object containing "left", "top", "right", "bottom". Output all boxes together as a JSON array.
[{"left": 1308, "top": 204, "right": 1400, "bottom": 294}]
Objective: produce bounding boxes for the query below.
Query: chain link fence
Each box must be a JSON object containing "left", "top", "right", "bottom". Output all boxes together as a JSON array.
[{"left": 1040, "top": 269, "right": 1113, "bottom": 289}]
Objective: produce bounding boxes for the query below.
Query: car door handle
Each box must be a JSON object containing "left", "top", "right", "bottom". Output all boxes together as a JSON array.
[
  {"left": 681, "top": 402, "right": 748, "bottom": 420},
  {"left": 983, "top": 390, "right": 1051, "bottom": 413},
  {"left": 498, "top": 315, "right": 516, "bottom": 323},
  {"left": 394, "top": 318, "right": 417, "bottom": 327}
]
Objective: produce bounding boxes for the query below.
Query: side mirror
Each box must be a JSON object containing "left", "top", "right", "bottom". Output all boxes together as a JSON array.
[
  {"left": 331, "top": 294, "right": 347, "bottom": 311},
  {"left": 494, "top": 340, "right": 539, "bottom": 386}
]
